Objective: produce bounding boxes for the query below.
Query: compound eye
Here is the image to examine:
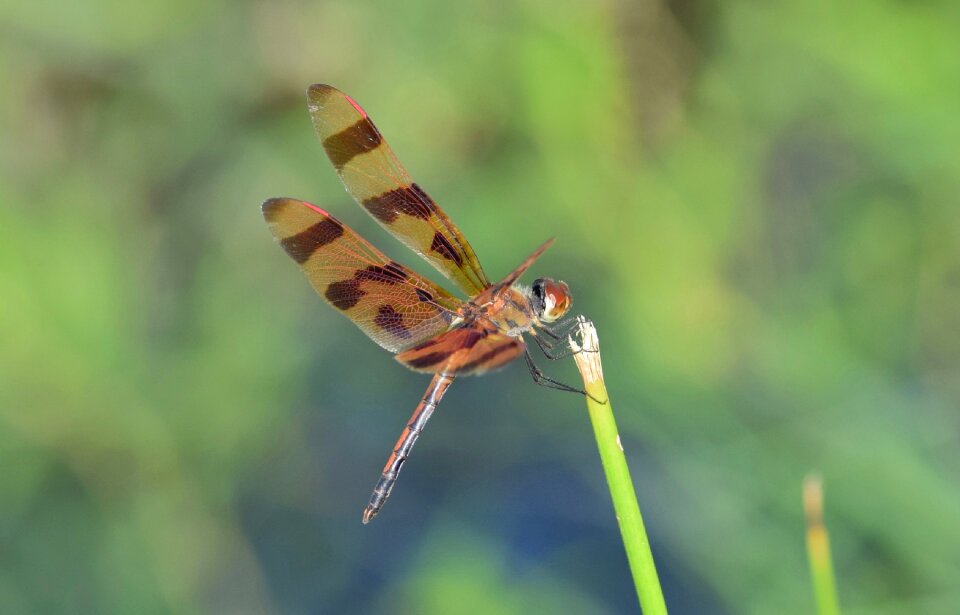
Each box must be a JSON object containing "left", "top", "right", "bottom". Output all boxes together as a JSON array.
[{"left": 539, "top": 280, "right": 572, "bottom": 322}]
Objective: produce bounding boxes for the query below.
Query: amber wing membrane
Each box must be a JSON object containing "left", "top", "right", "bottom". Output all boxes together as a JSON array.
[
  {"left": 395, "top": 323, "right": 525, "bottom": 375},
  {"left": 306, "top": 84, "right": 490, "bottom": 296},
  {"left": 263, "top": 197, "right": 464, "bottom": 353}
]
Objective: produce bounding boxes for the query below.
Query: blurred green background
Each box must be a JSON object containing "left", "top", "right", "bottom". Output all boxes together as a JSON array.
[{"left": 2, "top": 1, "right": 959, "bottom": 613}]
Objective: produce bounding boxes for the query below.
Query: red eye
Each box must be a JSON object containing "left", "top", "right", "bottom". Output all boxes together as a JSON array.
[{"left": 541, "top": 280, "right": 572, "bottom": 321}]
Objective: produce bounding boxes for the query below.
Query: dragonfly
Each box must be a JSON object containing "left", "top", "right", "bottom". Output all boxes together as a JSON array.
[{"left": 262, "top": 84, "right": 585, "bottom": 523}]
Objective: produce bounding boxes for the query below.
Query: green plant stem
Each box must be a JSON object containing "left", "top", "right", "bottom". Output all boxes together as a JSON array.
[
  {"left": 804, "top": 475, "right": 841, "bottom": 615},
  {"left": 571, "top": 318, "right": 668, "bottom": 615}
]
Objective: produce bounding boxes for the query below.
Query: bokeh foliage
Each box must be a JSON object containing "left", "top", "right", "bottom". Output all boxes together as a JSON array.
[{"left": 2, "top": 1, "right": 958, "bottom": 613}]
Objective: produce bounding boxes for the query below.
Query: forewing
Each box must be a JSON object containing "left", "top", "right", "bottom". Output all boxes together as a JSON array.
[
  {"left": 306, "top": 84, "right": 490, "bottom": 296},
  {"left": 395, "top": 324, "right": 524, "bottom": 376},
  {"left": 262, "top": 197, "right": 463, "bottom": 352}
]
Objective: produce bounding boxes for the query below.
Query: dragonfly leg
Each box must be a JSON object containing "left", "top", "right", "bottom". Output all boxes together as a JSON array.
[
  {"left": 530, "top": 326, "right": 598, "bottom": 361},
  {"left": 538, "top": 316, "right": 580, "bottom": 339},
  {"left": 531, "top": 331, "right": 582, "bottom": 360},
  {"left": 362, "top": 372, "right": 455, "bottom": 524},
  {"left": 524, "top": 348, "right": 603, "bottom": 403}
]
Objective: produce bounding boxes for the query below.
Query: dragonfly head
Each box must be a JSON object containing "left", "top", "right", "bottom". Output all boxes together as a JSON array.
[{"left": 531, "top": 278, "right": 572, "bottom": 323}]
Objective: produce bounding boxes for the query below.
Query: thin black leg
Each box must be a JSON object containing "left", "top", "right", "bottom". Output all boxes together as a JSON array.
[
  {"left": 524, "top": 349, "right": 603, "bottom": 403},
  {"left": 530, "top": 325, "right": 600, "bottom": 361},
  {"left": 537, "top": 325, "right": 563, "bottom": 341},
  {"left": 532, "top": 333, "right": 583, "bottom": 361},
  {"left": 539, "top": 317, "right": 579, "bottom": 338}
]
